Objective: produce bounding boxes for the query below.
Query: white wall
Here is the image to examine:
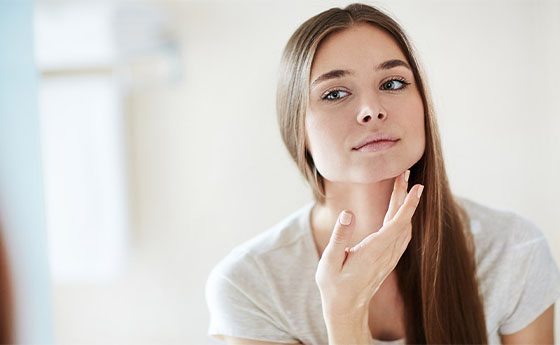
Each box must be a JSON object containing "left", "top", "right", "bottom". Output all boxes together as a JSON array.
[{"left": 46, "top": 0, "right": 560, "bottom": 344}]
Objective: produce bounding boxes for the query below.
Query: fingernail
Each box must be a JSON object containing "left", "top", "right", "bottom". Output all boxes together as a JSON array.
[
  {"left": 404, "top": 170, "right": 410, "bottom": 183},
  {"left": 417, "top": 185, "right": 424, "bottom": 198},
  {"left": 339, "top": 211, "right": 352, "bottom": 226}
]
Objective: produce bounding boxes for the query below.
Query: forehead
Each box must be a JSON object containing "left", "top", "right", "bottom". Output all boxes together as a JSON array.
[{"left": 310, "top": 23, "right": 406, "bottom": 78}]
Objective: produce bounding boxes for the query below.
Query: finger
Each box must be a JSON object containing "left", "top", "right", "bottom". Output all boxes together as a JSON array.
[
  {"left": 391, "top": 228, "right": 412, "bottom": 263},
  {"left": 322, "top": 210, "right": 355, "bottom": 270},
  {"left": 392, "top": 184, "right": 424, "bottom": 227},
  {"left": 383, "top": 170, "right": 410, "bottom": 225}
]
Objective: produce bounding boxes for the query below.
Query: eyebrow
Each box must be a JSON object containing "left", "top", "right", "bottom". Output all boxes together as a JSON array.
[{"left": 310, "top": 59, "right": 411, "bottom": 89}]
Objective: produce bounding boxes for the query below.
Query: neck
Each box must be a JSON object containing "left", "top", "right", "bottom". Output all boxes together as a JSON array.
[{"left": 310, "top": 177, "right": 396, "bottom": 255}]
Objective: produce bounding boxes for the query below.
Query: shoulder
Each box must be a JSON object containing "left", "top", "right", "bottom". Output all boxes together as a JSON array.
[
  {"left": 452, "top": 194, "right": 550, "bottom": 287},
  {"left": 453, "top": 195, "right": 560, "bottom": 335},
  {"left": 454, "top": 194, "right": 545, "bottom": 249},
  {"left": 205, "top": 203, "right": 315, "bottom": 343},
  {"left": 207, "top": 202, "right": 314, "bottom": 287},
  {"left": 231, "top": 202, "right": 315, "bottom": 258}
]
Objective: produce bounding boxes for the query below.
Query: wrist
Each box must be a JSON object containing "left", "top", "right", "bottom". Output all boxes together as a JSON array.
[
  {"left": 322, "top": 300, "right": 369, "bottom": 323},
  {"left": 323, "top": 305, "right": 372, "bottom": 345}
]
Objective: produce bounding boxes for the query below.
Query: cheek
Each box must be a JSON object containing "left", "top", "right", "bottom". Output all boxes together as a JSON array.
[
  {"left": 304, "top": 114, "right": 319, "bottom": 153},
  {"left": 388, "top": 95, "right": 425, "bottom": 153},
  {"left": 305, "top": 113, "right": 348, "bottom": 175},
  {"left": 391, "top": 92, "right": 424, "bottom": 129},
  {"left": 414, "top": 99, "right": 425, "bottom": 135},
  {"left": 409, "top": 98, "right": 426, "bottom": 153},
  {"left": 305, "top": 113, "right": 340, "bottom": 151}
]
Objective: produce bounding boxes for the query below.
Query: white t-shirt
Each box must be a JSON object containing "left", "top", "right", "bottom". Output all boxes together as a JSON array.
[{"left": 205, "top": 195, "right": 560, "bottom": 344}]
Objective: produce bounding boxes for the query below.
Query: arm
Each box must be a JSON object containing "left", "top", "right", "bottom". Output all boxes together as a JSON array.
[{"left": 501, "top": 304, "right": 555, "bottom": 344}]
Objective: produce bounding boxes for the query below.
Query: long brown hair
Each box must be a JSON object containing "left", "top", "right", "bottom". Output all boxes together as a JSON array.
[{"left": 276, "top": 3, "right": 488, "bottom": 344}]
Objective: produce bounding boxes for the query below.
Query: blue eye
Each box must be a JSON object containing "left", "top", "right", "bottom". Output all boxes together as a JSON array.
[
  {"left": 322, "top": 89, "right": 350, "bottom": 102},
  {"left": 381, "top": 78, "right": 411, "bottom": 91}
]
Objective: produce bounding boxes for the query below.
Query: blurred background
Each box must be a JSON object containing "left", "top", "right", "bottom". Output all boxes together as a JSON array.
[{"left": 0, "top": 0, "right": 559, "bottom": 343}]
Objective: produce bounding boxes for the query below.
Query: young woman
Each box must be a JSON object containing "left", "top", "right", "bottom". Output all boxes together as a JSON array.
[{"left": 205, "top": 3, "right": 560, "bottom": 344}]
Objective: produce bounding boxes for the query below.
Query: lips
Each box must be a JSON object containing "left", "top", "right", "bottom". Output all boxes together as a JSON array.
[{"left": 353, "top": 133, "right": 400, "bottom": 150}]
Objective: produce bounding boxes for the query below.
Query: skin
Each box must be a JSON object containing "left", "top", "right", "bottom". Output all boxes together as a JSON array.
[
  {"left": 222, "top": 22, "right": 555, "bottom": 345},
  {"left": 306, "top": 23, "right": 424, "bottom": 341},
  {"left": 305, "top": 23, "right": 425, "bottom": 261}
]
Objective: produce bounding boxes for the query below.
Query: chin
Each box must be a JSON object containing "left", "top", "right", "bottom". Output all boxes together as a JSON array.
[
  {"left": 362, "top": 160, "right": 403, "bottom": 176},
  {"left": 319, "top": 157, "right": 414, "bottom": 184},
  {"left": 342, "top": 169, "right": 399, "bottom": 185}
]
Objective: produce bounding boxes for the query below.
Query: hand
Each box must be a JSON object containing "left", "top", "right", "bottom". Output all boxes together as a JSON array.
[{"left": 315, "top": 170, "right": 424, "bottom": 317}]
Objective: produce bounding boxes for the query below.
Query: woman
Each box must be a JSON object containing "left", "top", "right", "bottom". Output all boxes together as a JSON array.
[{"left": 205, "top": 3, "right": 560, "bottom": 344}]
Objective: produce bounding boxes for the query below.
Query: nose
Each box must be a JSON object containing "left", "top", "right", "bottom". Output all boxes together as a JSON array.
[
  {"left": 356, "top": 95, "right": 387, "bottom": 124},
  {"left": 357, "top": 112, "right": 386, "bottom": 123}
]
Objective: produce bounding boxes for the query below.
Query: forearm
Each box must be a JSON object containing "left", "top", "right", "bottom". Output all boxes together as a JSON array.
[{"left": 323, "top": 305, "right": 373, "bottom": 345}]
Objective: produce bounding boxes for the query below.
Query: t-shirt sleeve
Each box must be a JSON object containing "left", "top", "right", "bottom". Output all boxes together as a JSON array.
[
  {"left": 499, "top": 218, "right": 560, "bottom": 335},
  {"left": 205, "top": 250, "right": 299, "bottom": 343}
]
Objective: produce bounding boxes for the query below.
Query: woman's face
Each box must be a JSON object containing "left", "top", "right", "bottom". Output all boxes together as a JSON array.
[{"left": 305, "top": 23, "right": 425, "bottom": 184}]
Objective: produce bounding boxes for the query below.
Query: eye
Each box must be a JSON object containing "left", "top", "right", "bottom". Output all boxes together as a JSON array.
[
  {"left": 321, "top": 89, "right": 350, "bottom": 102},
  {"left": 381, "top": 78, "right": 411, "bottom": 91}
]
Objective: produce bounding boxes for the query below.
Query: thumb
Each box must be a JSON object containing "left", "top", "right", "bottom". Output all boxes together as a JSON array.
[{"left": 322, "top": 210, "right": 355, "bottom": 268}]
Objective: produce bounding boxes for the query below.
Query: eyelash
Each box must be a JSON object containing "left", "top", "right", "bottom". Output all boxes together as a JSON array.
[{"left": 320, "top": 77, "right": 411, "bottom": 102}]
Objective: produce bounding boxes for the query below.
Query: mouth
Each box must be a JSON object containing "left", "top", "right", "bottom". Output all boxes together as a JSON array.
[
  {"left": 352, "top": 139, "right": 400, "bottom": 152},
  {"left": 352, "top": 133, "right": 400, "bottom": 150}
]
